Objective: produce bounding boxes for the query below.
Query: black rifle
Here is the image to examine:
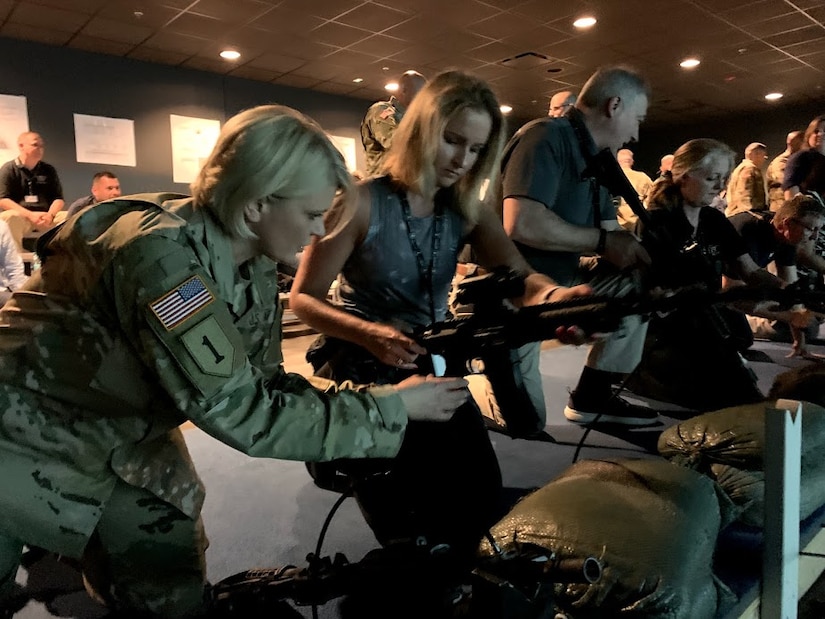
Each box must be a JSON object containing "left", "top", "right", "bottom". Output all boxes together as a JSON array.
[
  {"left": 211, "top": 541, "right": 602, "bottom": 618},
  {"left": 415, "top": 269, "right": 825, "bottom": 433}
]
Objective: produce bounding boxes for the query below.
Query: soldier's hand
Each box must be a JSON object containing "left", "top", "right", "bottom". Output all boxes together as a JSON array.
[
  {"left": 394, "top": 374, "right": 469, "bottom": 422},
  {"left": 602, "top": 229, "right": 651, "bottom": 270}
]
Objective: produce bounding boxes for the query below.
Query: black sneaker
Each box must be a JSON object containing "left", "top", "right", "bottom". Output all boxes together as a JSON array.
[{"left": 564, "top": 395, "right": 659, "bottom": 426}]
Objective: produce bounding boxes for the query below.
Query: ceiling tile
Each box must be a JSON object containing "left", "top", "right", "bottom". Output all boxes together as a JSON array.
[
  {"left": 466, "top": 41, "right": 522, "bottom": 63},
  {"left": 347, "top": 33, "right": 406, "bottom": 57},
  {"left": 324, "top": 47, "right": 383, "bottom": 69},
  {"left": 470, "top": 11, "right": 538, "bottom": 40},
  {"left": 80, "top": 16, "right": 154, "bottom": 45},
  {"left": 0, "top": 21, "right": 72, "bottom": 46},
  {"left": 382, "top": 15, "right": 451, "bottom": 41},
  {"left": 436, "top": 0, "right": 501, "bottom": 25},
  {"left": 249, "top": 7, "right": 325, "bottom": 34},
  {"left": 68, "top": 35, "right": 135, "bottom": 56},
  {"left": 512, "top": 0, "right": 588, "bottom": 24},
  {"left": 744, "top": 12, "right": 819, "bottom": 37},
  {"left": 383, "top": 44, "right": 451, "bottom": 66},
  {"left": 311, "top": 21, "right": 372, "bottom": 47},
  {"left": 763, "top": 24, "right": 825, "bottom": 47},
  {"left": 165, "top": 12, "right": 229, "bottom": 39},
  {"left": 9, "top": 2, "right": 90, "bottom": 32},
  {"left": 721, "top": 0, "right": 797, "bottom": 26},
  {"left": 142, "top": 30, "right": 210, "bottom": 55},
  {"left": 333, "top": 2, "right": 410, "bottom": 32},
  {"left": 127, "top": 46, "right": 189, "bottom": 65},
  {"left": 97, "top": 3, "right": 180, "bottom": 29},
  {"left": 21, "top": 0, "right": 108, "bottom": 13},
  {"left": 186, "top": 0, "right": 272, "bottom": 23},
  {"left": 780, "top": 36, "right": 825, "bottom": 57},
  {"left": 806, "top": 5, "right": 825, "bottom": 21},
  {"left": 247, "top": 52, "right": 307, "bottom": 73},
  {"left": 425, "top": 28, "right": 493, "bottom": 53},
  {"left": 276, "top": 0, "right": 364, "bottom": 20},
  {"left": 369, "top": 0, "right": 440, "bottom": 13}
]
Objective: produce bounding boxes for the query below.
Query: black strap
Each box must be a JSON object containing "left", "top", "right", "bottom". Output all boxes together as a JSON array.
[{"left": 398, "top": 191, "right": 443, "bottom": 324}]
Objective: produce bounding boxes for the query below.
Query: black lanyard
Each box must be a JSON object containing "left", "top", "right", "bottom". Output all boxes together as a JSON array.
[{"left": 399, "top": 191, "right": 443, "bottom": 323}]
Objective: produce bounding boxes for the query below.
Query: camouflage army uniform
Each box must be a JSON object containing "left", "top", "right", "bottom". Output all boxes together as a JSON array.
[
  {"left": 360, "top": 96, "right": 403, "bottom": 177},
  {"left": 0, "top": 193, "right": 408, "bottom": 617},
  {"left": 766, "top": 152, "right": 791, "bottom": 212},
  {"left": 725, "top": 159, "right": 767, "bottom": 216}
]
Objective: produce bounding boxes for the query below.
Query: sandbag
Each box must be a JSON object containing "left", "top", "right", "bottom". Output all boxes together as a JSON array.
[
  {"left": 479, "top": 458, "right": 733, "bottom": 619},
  {"left": 657, "top": 399, "right": 825, "bottom": 528}
]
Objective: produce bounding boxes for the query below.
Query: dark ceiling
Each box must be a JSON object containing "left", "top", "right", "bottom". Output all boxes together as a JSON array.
[{"left": 2, "top": 0, "right": 825, "bottom": 127}]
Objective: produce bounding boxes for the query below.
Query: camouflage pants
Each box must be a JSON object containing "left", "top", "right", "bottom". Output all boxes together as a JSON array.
[{"left": 0, "top": 478, "right": 209, "bottom": 618}]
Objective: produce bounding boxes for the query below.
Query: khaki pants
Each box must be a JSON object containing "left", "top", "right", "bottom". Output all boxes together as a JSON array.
[
  {"left": 0, "top": 210, "right": 68, "bottom": 254},
  {"left": 0, "top": 478, "right": 209, "bottom": 618}
]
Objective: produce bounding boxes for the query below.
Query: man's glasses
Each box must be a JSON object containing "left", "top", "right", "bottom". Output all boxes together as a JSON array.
[{"left": 791, "top": 218, "right": 821, "bottom": 236}]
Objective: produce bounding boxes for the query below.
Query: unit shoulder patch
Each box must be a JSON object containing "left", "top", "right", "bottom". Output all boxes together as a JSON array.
[{"left": 180, "top": 316, "right": 235, "bottom": 377}]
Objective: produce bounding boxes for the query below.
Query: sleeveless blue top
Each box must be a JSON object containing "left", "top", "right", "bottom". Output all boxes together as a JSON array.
[{"left": 335, "top": 176, "right": 465, "bottom": 330}]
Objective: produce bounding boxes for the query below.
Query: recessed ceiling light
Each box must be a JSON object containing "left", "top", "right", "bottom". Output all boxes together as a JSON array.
[
  {"left": 500, "top": 104, "right": 513, "bottom": 114},
  {"left": 765, "top": 92, "right": 784, "bottom": 101},
  {"left": 680, "top": 57, "right": 700, "bottom": 69},
  {"left": 219, "top": 50, "right": 241, "bottom": 61},
  {"left": 573, "top": 16, "right": 597, "bottom": 29},
  {"left": 385, "top": 82, "right": 399, "bottom": 92},
  {"left": 352, "top": 77, "right": 364, "bottom": 83}
]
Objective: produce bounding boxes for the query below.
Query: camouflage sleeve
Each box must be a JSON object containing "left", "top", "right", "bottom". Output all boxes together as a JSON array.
[
  {"left": 365, "top": 102, "right": 399, "bottom": 149},
  {"left": 109, "top": 235, "right": 408, "bottom": 462}
]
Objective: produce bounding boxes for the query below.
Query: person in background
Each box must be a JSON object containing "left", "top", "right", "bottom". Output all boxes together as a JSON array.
[
  {"left": 0, "top": 105, "right": 472, "bottom": 619},
  {"left": 291, "top": 70, "right": 593, "bottom": 560},
  {"left": 66, "top": 171, "right": 122, "bottom": 217},
  {"left": 630, "top": 138, "right": 786, "bottom": 411},
  {"left": 725, "top": 194, "right": 825, "bottom": 358},
  {"left": 548, "top": 90, "right": 576, "bottom": 118},
  {"left": 657, "top": 153, "right": 674, "bottom": 178},
  {"left": 724, "top": 141, "right": 769, "bottom": 216},
  {"left": 615, "top": 147, "right": 653, "bottom": 230},
  {"left": 360, "top": 70, "right": 427, "bottom": 177},
  {"left": 766, "top": 130, "right": 804, "bottom": 212},
  {"left": 0, "top": 131, "right": 65, "bottom": 252},
  {"left": 782, "top": 115, "right": 825, "bottom": 286},
  {"left": 0, "top": 219, "right": 28, "bottom": 304},
  {"left": 500, "top": 64, "right": 656, "bottom": 428}
]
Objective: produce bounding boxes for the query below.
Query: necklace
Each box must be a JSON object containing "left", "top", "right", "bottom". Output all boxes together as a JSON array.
[{"left": 398, "top": 191, "right": 443, "bottom": 323}]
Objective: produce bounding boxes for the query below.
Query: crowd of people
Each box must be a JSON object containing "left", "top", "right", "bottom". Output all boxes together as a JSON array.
[{"left": 0, "top": 63, "right": 823, "bottom": 619}]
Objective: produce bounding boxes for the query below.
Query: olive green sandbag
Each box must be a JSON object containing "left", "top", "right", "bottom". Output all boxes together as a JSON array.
[
  {"left": 657, "top": 399, "right": 825, "bottom": 528},
  {"left": 479, "top": 458, "right": 734, "bottom": 619}
]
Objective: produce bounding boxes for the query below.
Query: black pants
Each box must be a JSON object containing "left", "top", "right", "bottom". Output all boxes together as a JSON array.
[
  {"left": 308, "top": 336, "right": 503, "bottom": 556},
  {"left": 629, "top": 306, "right": 764, "bottom": 411}
]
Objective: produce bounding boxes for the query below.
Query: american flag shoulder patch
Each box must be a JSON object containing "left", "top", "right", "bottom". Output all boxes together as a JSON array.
[{"left": 150, "top": 275, "right": 214, "bottom": 331}]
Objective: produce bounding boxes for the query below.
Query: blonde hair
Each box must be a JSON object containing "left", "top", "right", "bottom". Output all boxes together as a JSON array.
[
  {"left": 380, "top": 70, "right": 505, "bottom": 224},
  {"left": 191, "top": 104, "right": 351, "bottom": 239},
  {"left": 647, "top": 138, "right": 735, "bottom": 210}
]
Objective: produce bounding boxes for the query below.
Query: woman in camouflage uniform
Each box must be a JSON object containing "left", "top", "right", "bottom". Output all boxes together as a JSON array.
[{"left": 0, "top": 105, "right": 472, "bottom": 618}]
